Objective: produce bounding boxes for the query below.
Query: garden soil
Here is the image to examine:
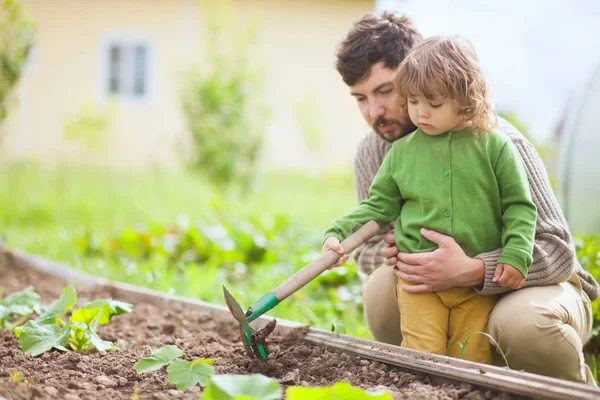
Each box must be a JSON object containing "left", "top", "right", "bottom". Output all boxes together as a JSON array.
[{"left": 0, "top": 263, "right": 521, "bottom": 400}]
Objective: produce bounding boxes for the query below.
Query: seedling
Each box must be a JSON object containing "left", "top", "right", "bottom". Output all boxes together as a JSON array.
[
  {"left": 286, "top": 381, "right": 392, "bottom": 399},
  {"left": 135, "top": 345, "right": 215, "bottom": 391},
  {"left": 446, "top": 331, "right": 510, "bottom": 368},
  {"left": 9, "top": 371, "right": 32, "bottom": 387},
  {"left": 130, "top": 383, "right": 140, "bottom": 400},
  {"left": 330, "top": 323, "right": 346, "bottom": 338},
  {"left": 201, "top": 374, "right": 282, "bottom": 400},
  {"left": 200, "top": 375, "right": 392, "bottom": 400},
  {"left": 15, "top": 286, "right": 132, "bottom": 356},
  {"left": 0, "top": 286, "right": 41, "bottom": 329}
]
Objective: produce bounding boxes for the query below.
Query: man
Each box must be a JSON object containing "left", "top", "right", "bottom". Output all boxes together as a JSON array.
[{"left": 335, "top": 11, "right": 600, "bottom": 384}]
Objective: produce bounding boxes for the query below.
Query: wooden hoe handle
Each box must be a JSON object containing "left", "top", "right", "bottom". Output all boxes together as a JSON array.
[{"left": 272, "top": 220, "right": 381, "bottom": 302}]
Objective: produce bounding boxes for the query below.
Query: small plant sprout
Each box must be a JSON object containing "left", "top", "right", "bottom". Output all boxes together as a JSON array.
[
  {"left": 130, "top": 383, "right": 140, "bottom": 400},
  {"left": 200, "top": 376, "right": 392, "bottom": 400},
  {"left": 201, "top": 374, "right": 282, "bottom": 400},
  {"left": 0, "top": 286, "right": 41, "bottom": 329},
  {"left": 15, "top": 287, "right": 133, "bottom": 356},
  {"left": 167, "top": 358, "right": 215, "bottom": 391},
  {"left": 286, "top": 381, "right": 392, "bottom": 399},
  {"left": 9, "top": 371, "right": 23, "bottom": 383},
  {"left": 446, "top": 331, "right": 510, "bottom": 368},
  {"left": 9, "top": 370, "right": 32, "bottom": 387},
  {"left": 134, "top": 345, "right": 183, "bottom": 374},
  {"left": 135, "top": 345, "right": 216, "bottom": 391},
  {"left": 330, "top": 323, "right": 346, "bottom": 338}
]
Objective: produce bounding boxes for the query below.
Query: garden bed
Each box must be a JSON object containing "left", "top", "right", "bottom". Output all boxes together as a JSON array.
[{"left": 0, "top": 261, "right": 519, "bottom": 400}]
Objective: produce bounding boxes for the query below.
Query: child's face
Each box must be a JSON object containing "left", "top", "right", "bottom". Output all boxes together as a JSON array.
[{"left": 407, "top": 95, "right": 466, "bottom": 136}]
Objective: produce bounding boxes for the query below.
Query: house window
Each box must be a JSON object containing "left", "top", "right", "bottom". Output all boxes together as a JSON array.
[{"left": 105, "top": 41, "right": 150, "bottom": 98}]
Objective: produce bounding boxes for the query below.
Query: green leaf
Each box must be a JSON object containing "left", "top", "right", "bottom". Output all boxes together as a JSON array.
[
  {"left": 134, "top": 345, "right": 184, "bottom": 374},
  {"left": 87, "top": 325, "right": 113, "bottom": 352},
  {"left": 3, "top": 286, "right": 40, "bottom": 314},
  {"left": 286, "top": 382, "right": 392, "bottom": 400},
  {"left": 39, "top": 287, "right": 77, "bottom": 322},
  {"left": 14, "top": 324, "right": 23, "bottom": 337},
  {"left": 70, "top": 298, "right": 133, "bottom": 325},
  {"left": 0, "top": 305, "right": 9, "bottom": 322},
  {"left": 18, "top": 320, "right": 70, "bottom": 356},
  {"left": 66, "top": 321, "right": 89, "bottom": 353},
  {"left": 66, "top": 320, "right": 113, "bottom": 353},
  {"left": 0, "top": 286, "right": 41, "bottom": 328},
  {"left": 330, "top": 323, "right": 346, "bottom": 338},
  {"left": 166, "top": 359, "right": 215, "bottom": 391},
  {"left": 201, "top": 374, "right": 282, "bottom": 400}
]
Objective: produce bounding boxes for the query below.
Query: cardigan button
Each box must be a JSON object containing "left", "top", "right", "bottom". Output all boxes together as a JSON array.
[
  {"left": 445, "top": 211, "right": 451, "bottom": 217},
  {"left": 444, "top": 171, "right": 449, "bottom": 177}
]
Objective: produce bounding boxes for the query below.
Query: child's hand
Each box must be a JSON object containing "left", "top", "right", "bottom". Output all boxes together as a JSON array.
[
  {"left": 493, "top": 263, "right": 525, "bottom": 289},
  {"left": 322, "top": 237, "right": 348, "bottom": 269}
]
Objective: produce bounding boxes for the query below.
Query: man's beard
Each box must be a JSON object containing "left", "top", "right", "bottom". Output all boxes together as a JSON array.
[{"left": 373, "top": 116, "right": 409, "bottom": 143}]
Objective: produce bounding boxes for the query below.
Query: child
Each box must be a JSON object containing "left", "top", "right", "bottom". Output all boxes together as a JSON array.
[{"left": 322, "top": 36, "right": 537, "bottom": 364}]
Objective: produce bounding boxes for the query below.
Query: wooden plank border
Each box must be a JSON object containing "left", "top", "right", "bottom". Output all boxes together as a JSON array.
[{"left": 3, "top": 247, "right": 600, "bottom": 399}]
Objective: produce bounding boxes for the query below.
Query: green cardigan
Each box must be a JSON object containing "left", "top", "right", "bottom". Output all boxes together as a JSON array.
[{"left": 325, "top": 128, "right": 537, "bottom": 276}]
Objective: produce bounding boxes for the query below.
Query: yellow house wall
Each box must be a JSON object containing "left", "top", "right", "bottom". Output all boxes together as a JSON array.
[{"left": 1, "top": 0, "right": 374, "bottom": 172}]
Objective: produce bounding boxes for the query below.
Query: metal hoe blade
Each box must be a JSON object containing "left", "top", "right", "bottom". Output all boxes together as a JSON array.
[{"left": 222, "top": 285, "right": 268, "bottom": 359}]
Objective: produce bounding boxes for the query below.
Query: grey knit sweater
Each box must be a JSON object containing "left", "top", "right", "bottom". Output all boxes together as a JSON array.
[{"left": 352, "top": 118, "right": 600, "bottom": 300}]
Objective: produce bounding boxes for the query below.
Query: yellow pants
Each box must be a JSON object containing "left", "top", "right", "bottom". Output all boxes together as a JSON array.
[{"left": 397, "top": 277, "right": 497, "bottom": 364}]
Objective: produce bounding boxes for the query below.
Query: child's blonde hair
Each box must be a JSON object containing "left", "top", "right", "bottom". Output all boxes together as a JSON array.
[{"left": 394, "top": 35, "right": 497, "bottom": 134}]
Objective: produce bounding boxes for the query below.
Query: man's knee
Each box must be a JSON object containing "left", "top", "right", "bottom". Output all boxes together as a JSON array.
[
  {"left": 489, "top": 284, "right": 591, "bottom": 384},
  {"left": 363, "top": 266, "right": 402, "bottom": 346}
]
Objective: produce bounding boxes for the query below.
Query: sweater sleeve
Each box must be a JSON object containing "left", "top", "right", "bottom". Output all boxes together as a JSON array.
[
  {"left": 475, "top": 126, "right": 579, "bottom": 295},
  {"left": 352, "top": 135, "right": 394, "bottom": 275},
  {"left": 493, "top": 141, "right": 537, "bottom": 276},
  {"left": 325, "top": 150, "right": 402, "bottom": 244}
]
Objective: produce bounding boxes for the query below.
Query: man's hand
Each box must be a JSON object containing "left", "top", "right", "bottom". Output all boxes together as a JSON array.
[
  {"left": 322, "top": 237, "right": 348, "bottom": 268},
  {"left": 383, "top": 228, "right": 485, "bottom": 293},
  {"left": 493, "top": 263, "right": 525, "bottom": 289}
]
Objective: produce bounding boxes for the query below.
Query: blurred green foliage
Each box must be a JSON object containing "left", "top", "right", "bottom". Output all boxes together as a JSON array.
[
  {"left": 578, "top": 236, "right": 600, "bottom": 350},
  {"left": 181, "top": 1, "right": 269, "bottom": 191},
  {"left": 0, "top": 162, "right": 367, "bottom": 336},
  {"left": 69, "top": 213, "right": 366, "bottom": 334},
  {"left": 0, "top": 0, "right": 34, "bottom": 129},
  {"left": 576, "top": 235, "right": 600, "bottom": 383}
]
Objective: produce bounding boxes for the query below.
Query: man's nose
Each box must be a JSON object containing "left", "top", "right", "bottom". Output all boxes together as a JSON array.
[{"left": 369, "top": 102, "right": 385, "bottom": 120}]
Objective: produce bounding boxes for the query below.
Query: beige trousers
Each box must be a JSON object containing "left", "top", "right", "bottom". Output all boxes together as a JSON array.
[{"left": 363, "top": 266, "right": 596, "bottom": 385}]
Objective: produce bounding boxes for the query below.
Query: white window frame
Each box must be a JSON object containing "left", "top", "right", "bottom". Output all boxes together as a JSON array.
[{"left": 98, "top": 34, "right": 156, "bottom": 105}]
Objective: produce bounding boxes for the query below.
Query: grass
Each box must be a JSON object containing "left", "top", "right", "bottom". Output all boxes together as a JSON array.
[
  {"left": 0, "top": 162, "right": 372, "bottom": 337},
  {"left": 1, "top": 162, "right": 356, "bottom": 234}
]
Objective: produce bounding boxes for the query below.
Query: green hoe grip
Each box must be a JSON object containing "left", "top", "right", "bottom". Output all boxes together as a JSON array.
[{"left": 246, "top": 220, "right": 380, "bottom": 322}]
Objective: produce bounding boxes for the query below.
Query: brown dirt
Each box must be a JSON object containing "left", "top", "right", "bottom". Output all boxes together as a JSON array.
[{"left": 0, "top": 263, "right": 521, "bottom": 400}]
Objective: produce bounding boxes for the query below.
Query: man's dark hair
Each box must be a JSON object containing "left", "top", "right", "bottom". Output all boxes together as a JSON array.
[{"left": 335, "top": 12, "right": 423, "bottom": 86}]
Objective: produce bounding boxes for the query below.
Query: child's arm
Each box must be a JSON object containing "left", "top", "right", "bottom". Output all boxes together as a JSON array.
[
  {"left": 493, "top": 140, "right": 537, "bottom": 287},
  {"left": 351, "top": 136, "right": 394, "bottom": 275},
  {"left": 324, "top": 150, "right": 403, "bottom": 248}
]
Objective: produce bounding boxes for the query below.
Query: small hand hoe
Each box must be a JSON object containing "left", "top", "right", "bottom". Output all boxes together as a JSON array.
[{"left": 223, "top": 220, "right": 380, "bottom": 360}]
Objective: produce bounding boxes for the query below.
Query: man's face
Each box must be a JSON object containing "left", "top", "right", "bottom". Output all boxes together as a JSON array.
[
  {"left": 407, "top": 95, "right": 465, "bottom": 136},
  {"left": 350, "top": 62, "right": 413, "bottom": 142}
]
